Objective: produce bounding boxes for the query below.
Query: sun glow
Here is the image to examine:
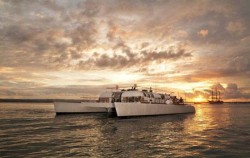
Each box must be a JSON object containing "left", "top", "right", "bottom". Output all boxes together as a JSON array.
[{"left": 194, "top": 95, "right": 205, "bottom": 102}]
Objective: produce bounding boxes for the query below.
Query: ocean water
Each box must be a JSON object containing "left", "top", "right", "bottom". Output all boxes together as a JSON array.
[{"left": 0, "top": 103, "right": 250, "bottom": 158}]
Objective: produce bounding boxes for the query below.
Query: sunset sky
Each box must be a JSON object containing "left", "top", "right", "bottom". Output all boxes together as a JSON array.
[{"left": 0, "top": 0, "right": 250, "bottom": 101}]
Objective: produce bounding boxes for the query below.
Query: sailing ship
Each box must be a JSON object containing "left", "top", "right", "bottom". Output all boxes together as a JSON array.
[{"left": 208, "top": 88, "right": 223, "bottom": 104}]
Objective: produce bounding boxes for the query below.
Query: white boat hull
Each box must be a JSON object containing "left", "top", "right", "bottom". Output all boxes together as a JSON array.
[
  {"left": 114, "top": 102, "right": 195, "bottom": 117},
  {"left": 54, "top": 102, "right": 113, "bottom": 114}
]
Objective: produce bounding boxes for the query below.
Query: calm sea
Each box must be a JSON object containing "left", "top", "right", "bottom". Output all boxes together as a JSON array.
[{"left": 0, "top": 103, "right": 250, "bottom": 158}]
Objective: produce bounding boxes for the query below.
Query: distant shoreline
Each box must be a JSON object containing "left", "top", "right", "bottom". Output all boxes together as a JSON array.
[
  {"left": 0, "top": 99, "right": 249, "bottom": 104},
  {"left": 189, "top": 102, "right": 250, "bottom": 104}
]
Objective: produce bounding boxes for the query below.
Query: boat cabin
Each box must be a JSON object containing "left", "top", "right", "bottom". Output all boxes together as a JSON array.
[
  {"left": 98, "top": 89, "right": 182, "bottom": 105},
  {"left": 99, "top": 91, "right": 123, "bottom": 103},
  {"left": 121, "top": 91, "right": 144, "bottom": 102},
  {"left": 121, "top": 90, "right": 170, "bottom": 104}
]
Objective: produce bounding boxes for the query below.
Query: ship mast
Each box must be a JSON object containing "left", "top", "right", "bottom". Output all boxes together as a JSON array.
[
  {"left": 218, "top": 91, "right": 220, "bottom": 101},
  {"left": 211, "top": 89, "right": 214, "bottom": 101},
  {"left": 215, "top": 88, "right": 218, "bottom": 101}
]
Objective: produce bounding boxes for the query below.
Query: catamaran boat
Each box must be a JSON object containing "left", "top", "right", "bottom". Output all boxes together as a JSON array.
[{"left": 54, "top": 86, "right": 195, "bottom": 117}]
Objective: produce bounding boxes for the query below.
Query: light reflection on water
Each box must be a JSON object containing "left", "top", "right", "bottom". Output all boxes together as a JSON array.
[{"left": 0, "top": 103, "right": 250, "bottom": 157}]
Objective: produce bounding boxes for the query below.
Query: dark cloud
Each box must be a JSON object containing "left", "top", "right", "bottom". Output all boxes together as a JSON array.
[
  {"left": 78, "top": 42, "right": 192, "bottom": 70},
  {"left": 141, "top": 45, "right": 192, "bottom": 62},
  {"left": 0, "top": 0, "right": 99, "bottom": 70},
  {"left": 0, "top": 0, "right": 249, "bottom": 71}
]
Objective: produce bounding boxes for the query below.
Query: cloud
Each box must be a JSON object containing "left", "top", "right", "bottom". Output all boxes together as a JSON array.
[
  {"left": 228, "top": 55, "right": 250, "bottom": 72},
  {"left": 0, "top": 83, "right": 124, "bottom": 99},
  {"left": 209, "top": 83, "right": 250, "bottom": 100},
  {"left": 224, "top": 83, "right": 242, "bottom": 99},
  {"left": 78, "top": 42, "right": 192, "bottom": 70},
  {"left": 0, "top": 0, "right": 249, "bottom": 71},
  {"left": 197, "top": 29, "right": 209, "bottom": 37},
  {"left": 184, "top": 82, "right": 250, "bottom": 101},
  {"left": 185, "top": 90, "right": 209, "bottom": 101},
  {"left": 226, "top": 21, "right": 246, "bottom": 34},
  {"left": 0, "top": 0, "right": 100, "bottom": 71},
  {"left": 0, "top": 0, "right": 250, "bottom": 100}
]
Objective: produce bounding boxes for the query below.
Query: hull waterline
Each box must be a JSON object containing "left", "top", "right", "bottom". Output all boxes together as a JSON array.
[
  {"left": 54, "top": 102, "right": 113, "bottom": 114},
  {"left": 114, "top": 102, "right": 195, "bottom": 117}
]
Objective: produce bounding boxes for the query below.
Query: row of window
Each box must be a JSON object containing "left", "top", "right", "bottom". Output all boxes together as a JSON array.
[
  {"left": 122, "top": 97, "right": 166, "bottom": 103},
  {"left": 142, "top": 93, "right": 170, "bottom": 99},
  {"left": 99, "top": 96, "right": 171, "bottom": 103},
  {"left": 99, "top": 98, "right": 110, "bottom": 103},
  {"left": 122, "top": 97, "right": 142, "bottom": 102}
]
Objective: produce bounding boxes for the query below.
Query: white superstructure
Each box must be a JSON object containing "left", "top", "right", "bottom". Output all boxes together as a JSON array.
[{"left": 114, "top": 89, "right": 195, "bottom": 117}]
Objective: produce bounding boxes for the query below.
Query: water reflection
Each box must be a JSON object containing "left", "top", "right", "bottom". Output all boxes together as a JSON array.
[
  {"left": 1, "top": 103, "right": 250, "bottom": 157},
  {"left": 182, "top": 103, "right": 245, "bottom": 157},
  {"left": 54, "top": 114, "right": 193, "bottom": 157}
]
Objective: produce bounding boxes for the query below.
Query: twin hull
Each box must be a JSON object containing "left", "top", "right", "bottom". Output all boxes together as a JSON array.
[
  {"left": 115, "top": 102, "right": 195, "bottom": 116},
  {"left": 54, "top": 102, "right": 112, "bottom": 114},
  {"left": 54, "top": 102, "right": 195, "bottom": 116}
]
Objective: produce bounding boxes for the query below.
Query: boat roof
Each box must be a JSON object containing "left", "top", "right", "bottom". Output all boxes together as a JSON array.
[
  {"left": 99, "top": 90, "right": 166, "bottom": 98},
  {"left": 121, "top": 91, "right": 162, "bottom": 98},
  {"left": 122, "top": 91, "right": 145, "bottom": 97},
  {"left": 99, "top": 91, "right": 113, "bottom": 98},
  {"left": 152, "top": 93, "right": 161, "bottom": 98}
]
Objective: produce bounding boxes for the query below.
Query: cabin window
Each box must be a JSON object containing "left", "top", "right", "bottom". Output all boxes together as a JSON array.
[
  {"left": 122, "top": 97, "right": 129, "bottom": 102},
  {"left": 129, "top": 97, "right": 134, "bottom": 102},
  {"left": 135, "top": 97, "right": 139, "bottom": 102},
  {"left": 138, "top": 96, "right": 141, "bottom": 102},
  {"left": 122, "top": 97, "right": 127, "bottom": 102},
  {"left": 141, "top": 97, "right": 144, "bottom": 102},
  {"left": 122, "top": 96, "right": 143, "bottom": 102},
  {"left": 99, "top": 97, "right": 110, "bottom": 102}
]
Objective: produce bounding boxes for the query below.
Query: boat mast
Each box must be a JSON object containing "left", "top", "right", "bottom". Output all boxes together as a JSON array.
[
  {"left": 211, "top": 89, "right": 214, "bottom": 101},
  {"left": 215, "top": 88, "right": 218, "bottom": 101},
  {"left": 218, "top": 91, "right": 220, "bottom": 101}
]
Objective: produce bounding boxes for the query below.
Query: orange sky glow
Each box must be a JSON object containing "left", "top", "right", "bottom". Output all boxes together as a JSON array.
[{"left": 0, "top": 0, "right": 250, "bottom": 102}]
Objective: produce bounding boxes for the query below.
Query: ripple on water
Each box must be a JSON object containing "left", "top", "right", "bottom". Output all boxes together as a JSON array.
[{"left": 1, "top": 103, "right": 250, "bottom": 157}]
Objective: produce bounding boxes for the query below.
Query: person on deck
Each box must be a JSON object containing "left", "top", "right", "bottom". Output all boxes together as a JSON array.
[{"left": 179, "top": 97, "right": 184, "bottom": 104}]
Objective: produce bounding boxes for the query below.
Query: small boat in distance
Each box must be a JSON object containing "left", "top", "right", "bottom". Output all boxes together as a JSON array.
[
  {"left": 208, "top": 88, "right": 223, "bottom": 104},
  {"left": 54, "top": 85, "right": 195, "bottom": 117}
]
